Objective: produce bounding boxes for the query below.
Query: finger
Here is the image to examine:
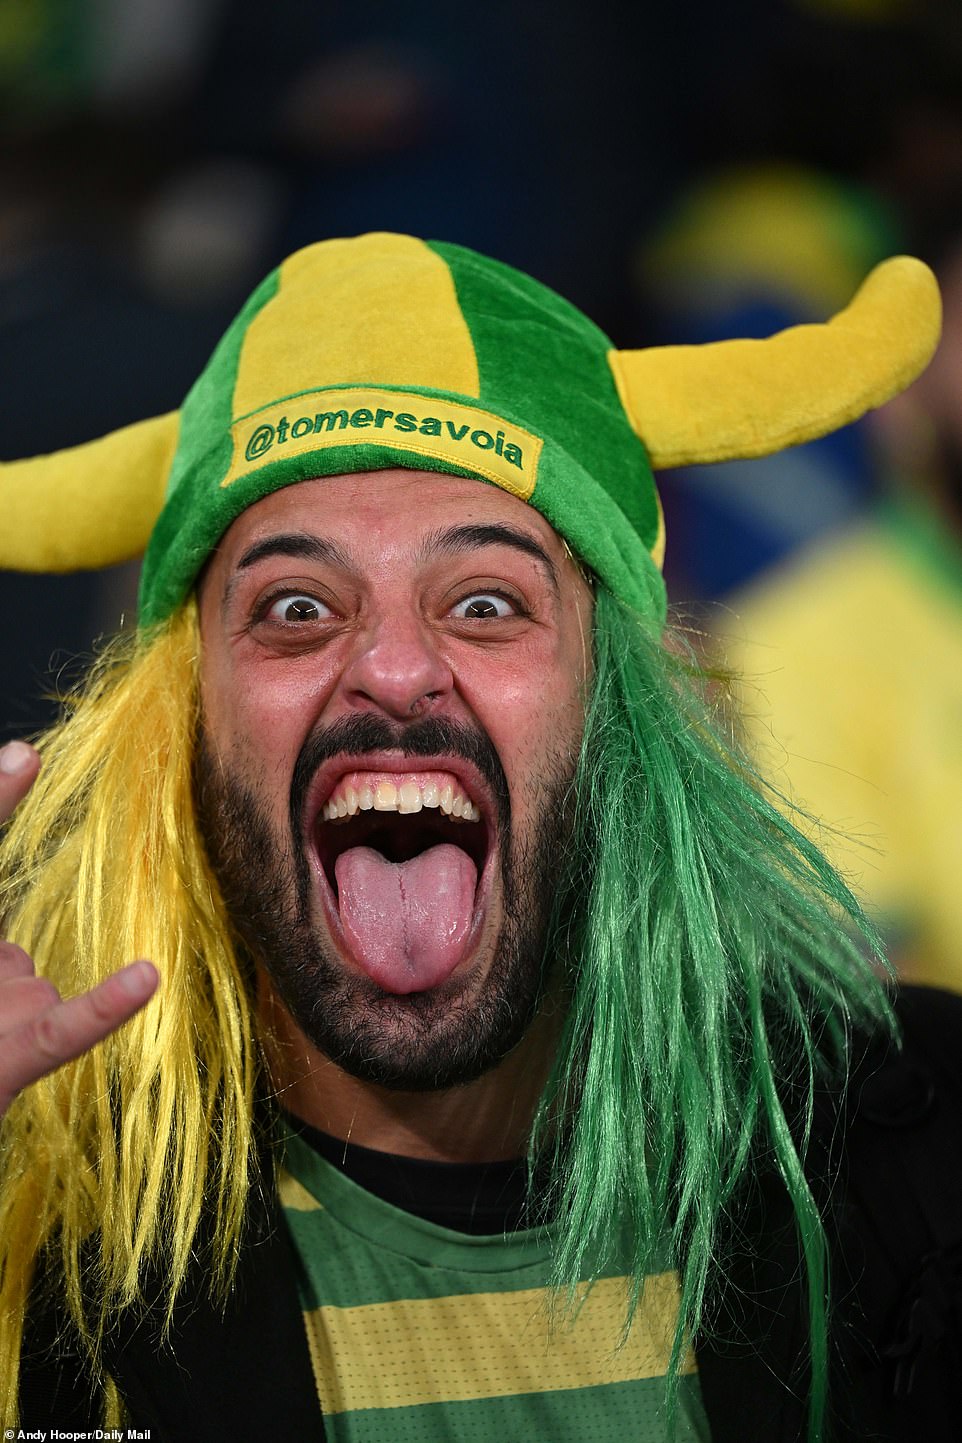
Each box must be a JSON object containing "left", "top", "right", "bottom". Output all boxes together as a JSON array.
[
  {"left": 0, "top": 940, "right": 37, "bottom": 982},
  {"left": 0, "top": 960, "right": 159, "bottom": 1115},
  {"left": 0, "top": 974, "right": 61, "bottom": 1032},
  {"left": 0, "top": 741, "right": 41, "bottom": 823}
]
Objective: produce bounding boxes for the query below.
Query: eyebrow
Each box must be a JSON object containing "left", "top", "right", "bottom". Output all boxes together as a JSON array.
[
  {"left": 419, "top": 523, "right": 560, "bottom": 597},
  {"left": 235, "top": 533, "right": 353, "bottom": 572},
  {"left": 222, "top": 532, "right": 355, "bottom": 612},
  {"left": 221, "top": 519, "right": 561, "bottom": 611}
]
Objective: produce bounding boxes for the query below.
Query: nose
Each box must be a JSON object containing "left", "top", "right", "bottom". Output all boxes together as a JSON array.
[{"left": 339, "top": 613, "right": 454, "bottom": 720}]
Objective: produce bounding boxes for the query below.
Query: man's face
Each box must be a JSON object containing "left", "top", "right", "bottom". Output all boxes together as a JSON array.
[{"left": 196, "top": 469, "right": 593, "bottom": 1090}]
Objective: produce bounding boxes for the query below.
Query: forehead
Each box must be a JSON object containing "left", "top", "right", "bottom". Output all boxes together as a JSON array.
[{"left": 206, "top": 468, "right": 573, "bottom": 577}]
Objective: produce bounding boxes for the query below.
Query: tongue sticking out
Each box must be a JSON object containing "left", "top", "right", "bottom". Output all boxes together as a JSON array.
[{"left": 334, "top": 843, "right": 478, "bottom": 994}]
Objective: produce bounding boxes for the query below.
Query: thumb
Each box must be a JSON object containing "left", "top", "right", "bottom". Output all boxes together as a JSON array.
[{"left": 0, "top": 742, "right": 41, "bottom": 823}]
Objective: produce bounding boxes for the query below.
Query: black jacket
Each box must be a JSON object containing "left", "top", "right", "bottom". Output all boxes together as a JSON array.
[{"left": 20, "top": 987, "right": 962, "bottom": 1442}]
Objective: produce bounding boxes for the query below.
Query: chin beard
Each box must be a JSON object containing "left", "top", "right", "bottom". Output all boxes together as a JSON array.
[{"left": 194, "top": 715, "right": 579, "bottom": 1092}]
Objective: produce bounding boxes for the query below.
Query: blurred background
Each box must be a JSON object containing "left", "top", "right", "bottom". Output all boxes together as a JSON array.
[{"left": 2, "top": 0, "right": 961, "bottom": 986}]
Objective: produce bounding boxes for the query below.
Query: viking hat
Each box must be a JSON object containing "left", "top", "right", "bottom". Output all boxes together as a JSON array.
[{"left": 0, "top": 233, "right": 941, "bottom": 625}]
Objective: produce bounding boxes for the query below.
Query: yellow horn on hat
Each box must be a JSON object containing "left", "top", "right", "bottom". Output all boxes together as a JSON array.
[
  {"left": 609, "top": 255, "right": 941, "bottom": 470},
  {"left": 0, "top": 411, "right": 179, "bottom": 573}
]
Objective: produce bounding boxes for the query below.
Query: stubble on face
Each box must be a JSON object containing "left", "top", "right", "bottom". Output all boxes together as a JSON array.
[{"left": 194, "top": 714, "right": 580, "bottom": 1092}]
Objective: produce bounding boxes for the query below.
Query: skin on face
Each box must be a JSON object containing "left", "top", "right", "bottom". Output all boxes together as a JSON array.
[{"left": 197, "top": 469, "right": 593, "bottom": 1159}]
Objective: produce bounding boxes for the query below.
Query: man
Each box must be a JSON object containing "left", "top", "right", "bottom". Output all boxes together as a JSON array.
[{"left": 0, "top": 233, "right": 957, "bottom": 1441}]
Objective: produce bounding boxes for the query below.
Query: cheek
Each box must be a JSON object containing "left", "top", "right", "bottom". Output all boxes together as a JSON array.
[
  {"left": 200, "top": 656, "right": 334, "bottom": 811},
  {"left": 453, "top": 640, "right": 588, "bottom": 802}
]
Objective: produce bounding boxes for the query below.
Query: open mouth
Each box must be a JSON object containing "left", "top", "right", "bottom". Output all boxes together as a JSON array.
[{"left": 310, "top": 766, "right": 496, "bottom": 996}]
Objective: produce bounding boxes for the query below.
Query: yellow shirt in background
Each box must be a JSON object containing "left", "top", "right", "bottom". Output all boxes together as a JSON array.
[{"left": 717, "top": 500, "right": 962, "bottom": 990}]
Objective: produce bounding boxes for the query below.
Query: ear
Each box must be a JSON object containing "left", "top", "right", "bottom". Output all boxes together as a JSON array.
[
  {"left": 609, "top": 256, "right": 941, "bottom": 470},
  {"left": 0, "top": 412, "right": 179, "bottom": 572}
]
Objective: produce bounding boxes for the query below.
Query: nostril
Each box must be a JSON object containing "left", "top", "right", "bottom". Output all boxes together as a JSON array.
[{"left": 408, "top": 691, "right": 443, "bottom": 718}]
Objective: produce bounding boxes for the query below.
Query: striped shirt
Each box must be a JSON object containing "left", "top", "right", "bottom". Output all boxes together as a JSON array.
[{"left": 280, "top": 1129, "right": 711, "bottom": 1442}]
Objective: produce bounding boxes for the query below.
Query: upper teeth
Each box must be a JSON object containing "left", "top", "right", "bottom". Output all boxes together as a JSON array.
[{"left": 321, "top": 774, "right": 481, "bottom": 823}]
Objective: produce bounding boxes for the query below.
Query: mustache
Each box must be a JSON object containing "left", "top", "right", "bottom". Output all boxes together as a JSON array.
[{"left": 289, "top": 713, "right": 512, "bottom": 839}]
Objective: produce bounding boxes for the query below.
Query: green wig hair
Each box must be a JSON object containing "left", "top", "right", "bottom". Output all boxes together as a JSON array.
[{"left": 535, "top": 587, "right": 893, "bottom": 1436}]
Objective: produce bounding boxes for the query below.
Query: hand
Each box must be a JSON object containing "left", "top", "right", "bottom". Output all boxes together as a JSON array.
[{"left": 0, "top": 741, "right": 158, "bottom": 1119}]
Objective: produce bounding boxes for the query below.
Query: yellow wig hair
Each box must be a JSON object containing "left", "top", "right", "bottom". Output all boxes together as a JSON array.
[{"left": 0, "top": 602, "right": 259, "bottom": 1419}]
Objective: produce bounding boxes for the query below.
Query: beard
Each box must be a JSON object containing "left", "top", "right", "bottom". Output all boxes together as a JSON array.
[{"left": 194, "top": 713, "right": 579, "bottom": 1092}]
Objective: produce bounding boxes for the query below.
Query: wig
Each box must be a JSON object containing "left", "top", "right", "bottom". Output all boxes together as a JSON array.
[
  {"left": 534, "top": 585, "right": 893, "bottom": 1438},
  {"left": 0, "top": 601, "right": 260, "bottom": 1420},
  {"left": 0, "top": 586, "right": 893, "bottom": 1439}
]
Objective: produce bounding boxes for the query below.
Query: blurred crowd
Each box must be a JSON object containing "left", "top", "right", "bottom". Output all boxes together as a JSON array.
[{"left": 2, "top": 0, "right": 961, "bottom": 985}]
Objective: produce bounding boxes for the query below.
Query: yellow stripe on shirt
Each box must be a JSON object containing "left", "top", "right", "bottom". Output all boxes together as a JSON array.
[{"left": 303, "top": 1272, "right": 695, "bottom": 1415}]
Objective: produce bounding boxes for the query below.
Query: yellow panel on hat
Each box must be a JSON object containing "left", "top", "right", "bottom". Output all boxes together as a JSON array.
[{"left": 231, "top": 234, "right": 481, "bottom": 419}]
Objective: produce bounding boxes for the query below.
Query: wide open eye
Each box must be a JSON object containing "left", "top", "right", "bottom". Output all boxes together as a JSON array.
[
  {"left": 266, "top": 593, "right": 333, "bottom": 623},
  {"left": 450, "top": 593, "right": 517, "bottom": 620}
]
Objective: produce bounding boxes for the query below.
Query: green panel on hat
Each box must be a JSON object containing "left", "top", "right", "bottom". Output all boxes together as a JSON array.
[
  {"left": 427, "top": 242, "right": 665, "bottom": 619},
  {"left": 427, "top": 241, "right": 659, "bottom": 540},
  {"left": 142, "top": 266, "right": 282, "bottom": 624}
]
